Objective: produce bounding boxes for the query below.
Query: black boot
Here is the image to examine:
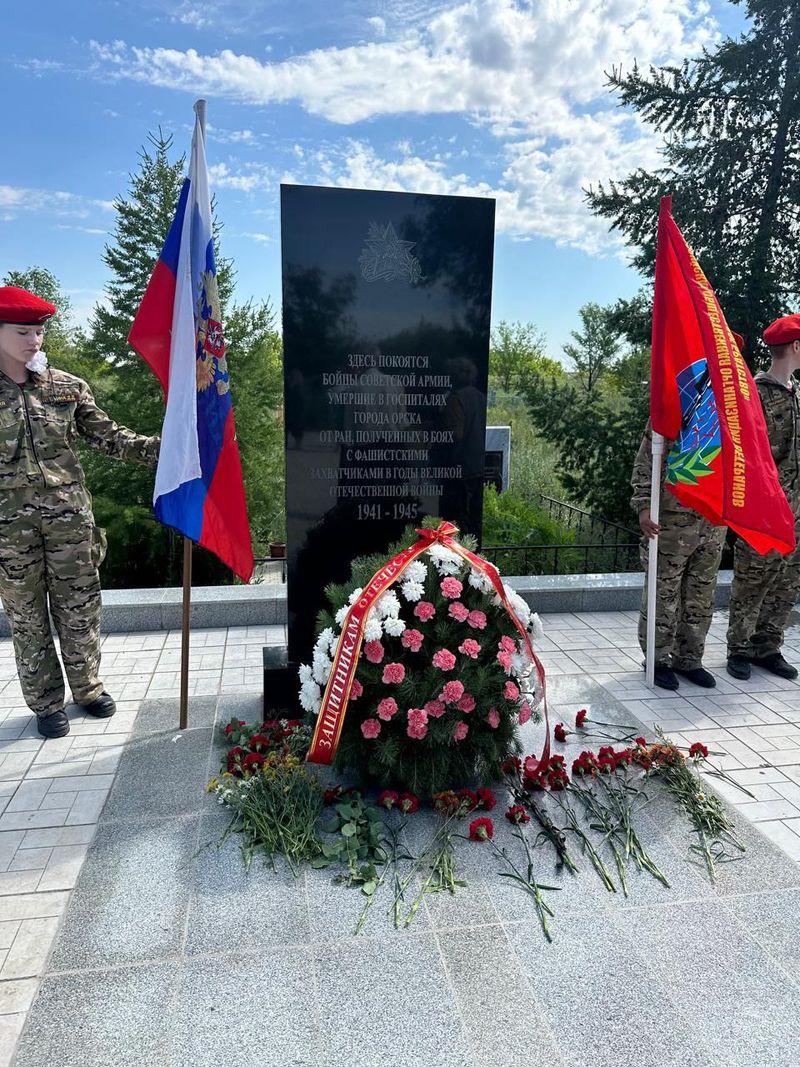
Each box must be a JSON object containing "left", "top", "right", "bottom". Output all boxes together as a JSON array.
[
  {"left": 726, "top": 655, "right": 751, "bottom": 680},
  {"left": 673, "top": 667, "right": 716, "bottom": 688},
  {"left": 37, "top": 709, "right": 70, "bottom": 738},
  {"left": 653, "top": 666, "right": 679, "bottom": 690},
  {"left": 752, "top": 653, "right": 798, "bottom": 680},
  {"left": 80, "top": 691, "right": 117, "bottom": 718}
]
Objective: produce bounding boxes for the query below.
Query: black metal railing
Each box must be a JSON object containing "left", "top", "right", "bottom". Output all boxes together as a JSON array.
[
  {"left": 481, "top": 542, "right": 640, "bottom": 576},
  {"left": 538, "top": 494, "right": 638, "bottom": 545}
]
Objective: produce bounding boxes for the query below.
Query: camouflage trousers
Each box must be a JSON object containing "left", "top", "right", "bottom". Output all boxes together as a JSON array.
[
  {"left": 638, "top": 515, "right": 726, "bottom": 669},
  {"left": 727, "top": 512, "right": 800, "bottom": 658},
  {"left": 0, "top": 484, "right": 107, "bottom": 719}
]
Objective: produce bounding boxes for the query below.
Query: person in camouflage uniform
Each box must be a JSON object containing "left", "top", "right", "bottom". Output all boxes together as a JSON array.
[
  {"left": 631, "top": 422, "right": 726, "bottom": 690},
  {"left": 0, "top": 286, "right": 159, "bottom": 739},
  {"left": 727, "top": 314, "right": 800, "bottom": 681}
]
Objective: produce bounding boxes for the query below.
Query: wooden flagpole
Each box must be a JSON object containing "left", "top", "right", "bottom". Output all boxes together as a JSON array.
[{"left": 177, "top": 97, "right": 208, "bottom": 731}]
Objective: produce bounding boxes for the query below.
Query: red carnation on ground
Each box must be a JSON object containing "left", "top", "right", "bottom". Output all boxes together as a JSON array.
[
  {"left": 548, "top": 768, "right": 569, "bottom": 791},
  {"left": 242, "top": 752, "right": 266, "bottom": 773},
  {"left": 575, "top": 709, "right": 588, "bottom": 728},
  {"left": 399, "top": 792, "right": 419, "bottom": 814},
  {"left": 364, "top": 640, "right": 385, "bottom": 664},
  {"left": 689, "top": 742, "right": 709, "bottom": 760},
  {"left": 469, "top": 816, "right": 494, "bottom": 842},
  {"left": 476, "top": 787, "right": 496, "bottom": 811},
  {"left": 554, "top": 723, "right": 568, "bottom": 743},
  {"left": 459, "top": 788, "right": 479, "bottom": 812},
  {"left": 248, "top": 734, "right": 270, "bottom": 753},
  {"left": 432, "top": 790, "right": 460, "bottom": 815},
  {"left": 500, "top": 755, "right": 521, "bottom": 775},
  {"left": 324, "top": 786, "right": 343, "bottom": 805},
  {"left": 635, "top": 735, "right": 646, "bottom": 747},
  {"left": 377, "top": 789, "right": 399, "bottom": 810},
  {"left": 382, "top": 662, "right": 405, "bottom": 684},
  {"left": 505, "top": 804, "right": 530, "bottom": 825}
]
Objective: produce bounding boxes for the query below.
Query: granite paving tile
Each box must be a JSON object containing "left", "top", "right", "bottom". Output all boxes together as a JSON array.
[
  {"left": 12, "top": 963, "right": 177, "bottom": 1067},
  {"left": 47, "top": 817, "right": 198, "bottom": 971}
]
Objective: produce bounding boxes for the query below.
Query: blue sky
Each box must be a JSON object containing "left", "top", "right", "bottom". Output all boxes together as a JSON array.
[{"left": 3, "top": 0, "right": 746, "bottom": 360}]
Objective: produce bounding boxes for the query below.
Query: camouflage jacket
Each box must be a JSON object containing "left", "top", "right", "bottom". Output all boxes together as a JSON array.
[
  {"left": 0, "top": 367, "right": 160, "bottom": 492},
  {"left": 630, "top": 420, "right": 701, "bottom": 521},
  {"left": 755, "top": 372, "right": 800, "bottom": 504}
]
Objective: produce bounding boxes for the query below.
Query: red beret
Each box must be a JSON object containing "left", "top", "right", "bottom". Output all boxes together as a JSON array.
[
  {"left": 731, "top": 331, "right": 744, "bottom": 352},
  {"left": 0, "top": 286, "right": 56, "bottom": 324},
  {"left": 763, "top": 314, "right": 800, "bottom": 347}
]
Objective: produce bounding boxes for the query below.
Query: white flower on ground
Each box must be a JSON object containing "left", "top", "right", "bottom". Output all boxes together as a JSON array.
[
  {"left": 400, "top": 579, "right": 424, "bottom": 602},
  {"left": 384, "top": 616, "right": 406, "bottom": 637}
]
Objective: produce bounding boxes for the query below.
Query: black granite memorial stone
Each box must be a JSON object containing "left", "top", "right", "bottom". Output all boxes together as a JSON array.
[{"left": 281, "top": 184, "right": 495, "bottom": 666}]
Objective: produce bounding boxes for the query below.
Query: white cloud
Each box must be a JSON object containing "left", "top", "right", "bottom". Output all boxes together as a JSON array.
[
  {"left": 0, "top": 184, "right": 114, "bottom": 220},
  {"left": 367, "top": 16, "right": 387, "bottom": 36},
  {"left": 88, "top": 0, "right": 718, "bottom": 255},
  {"left": 240, "top": 231, "right": 275, "bottom": 244}
]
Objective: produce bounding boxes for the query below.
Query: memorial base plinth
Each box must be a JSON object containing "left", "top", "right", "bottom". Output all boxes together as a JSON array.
[{"left": 262, "top": 646, "right": 300, "bottom": 718}]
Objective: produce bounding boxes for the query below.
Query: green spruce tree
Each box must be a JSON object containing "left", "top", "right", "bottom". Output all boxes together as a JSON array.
[{"left": 586, "top": 0, "right": 800, "bottom": 360}]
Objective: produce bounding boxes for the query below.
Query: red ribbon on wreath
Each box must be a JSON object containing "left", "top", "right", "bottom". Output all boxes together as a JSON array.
[{"left": 306, "top": 520, "right": 550, "bottom": 771}]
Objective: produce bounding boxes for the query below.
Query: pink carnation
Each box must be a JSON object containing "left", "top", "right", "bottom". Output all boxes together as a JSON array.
[
  {"left": 441, "top": 680, "right": 465, "bottom": 705},
  {"left": 350, "top": 679, "right": 363, "bottom": 700},
  {"left": 448, "top": 601, "right": 470, "bottom": 622},
  {"left": 500, "top": 636, "right": 516, "bottom": 653},
  {"left": 424, "top": 699, "right": 446, "bottom": 719},
  {"left": 360, "top": 718, "right": 381, "bottom": 739},
  {"left": 496, "top": 650, "right": 513, "bottom": 673},
  {"left": 364, "top": 640, "right": 385, "bottom": 664},
  {"left": 458, "top": 638, "right": 481, "bottom": 659},
  {"left": 414, "top": 601, "right": 435, "bottom": 622},
  {"left": 504, "top": 681, "right": 520, "bottom": 702},
  {"left": 382, "top": 662, "right": 405, "bottom": 685},
  {"left": 467, "top": 610, "right": 487, "bottom": 630},
  {"left": 432, "top": 649, "right": 456, "bottom": 671},
  {"left": 518, "top": 702, "right": 532, "bottom": 726},
  {"left": 401, "top": 628, "right": 424, "bottom": 652},
  {"left": 457, "top": 693, "right": 476, "bottom": 713},
  {"left": 440, "top": 577, "right": 463, "bottom": 599},
  {"left": 453, "top": 721, "right": 469, "bottom": 742},
  {"left": 407, "top": 707, "right": 429, "bottom": 740},
  {"left": 487, "top": 708, "right": 500, "bottom": 729},
  {"left": 377, "top": 697, "right": 398, "bottom": 721}
]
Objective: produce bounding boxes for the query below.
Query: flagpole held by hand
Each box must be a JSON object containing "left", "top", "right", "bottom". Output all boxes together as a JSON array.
[{"left": 645, "top": 431, "right": 663, "bottom": 687}]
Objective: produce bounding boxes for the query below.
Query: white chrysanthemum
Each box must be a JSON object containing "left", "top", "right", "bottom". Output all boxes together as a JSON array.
[
  {"left": 312, "top": 652, "right": 332, "bottom": 685},
  {"left": 504, "top": 585, "right": 532, "bottom": 627},
  {"left": 529, "top": 612, "right": 545, "bottom": 641},
  {"left": 400, "top": 579, "right": 424, "bottom": 602},
  {"left": 468, "top": 567, "right": 494, "bottom": 594},
  {"left": 335, "top": 605, "right": 349, "bottom": 626},
  {"left": 298, "top": 681, "right": 321, "bottom": 713},
  {"left": 298, "top": 663, "right": 313, "bottom": 685},
  {"left": 427, "top": 543, "right": 462, "bottom": 576},
  {"left": 405, "top": 560, "right": 427, "bottom": 584},
  {"left": 364, "top": 611, "right": 383, "bottom": 642},
  {"left": 383, "top": 615, "right": 406, "bottom": 637},
  {"left": 316, "top": 628, "right": 336, "bottom": 656},
  {"left": 348, "top": 587, "right": 364, "bottom": 605},
  {"left": 376, "top": 591, "right": 400, "bottom": 618}
]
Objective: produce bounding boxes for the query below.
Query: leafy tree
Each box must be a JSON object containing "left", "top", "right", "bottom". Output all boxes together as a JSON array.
[
  {"left": 562, "top": 302, "right": 621, "bottom": 393},
  {"left": 489, "top": 320, "right": 562, "bottom": 394},
  {"left": 586, "top": 0, "right": 800, "bottom": 362}
]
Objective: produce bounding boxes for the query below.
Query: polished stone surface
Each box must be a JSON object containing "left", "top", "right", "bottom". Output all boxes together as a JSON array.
[{"left": 281, "top": 184, "right": 495, "bottom": 661}]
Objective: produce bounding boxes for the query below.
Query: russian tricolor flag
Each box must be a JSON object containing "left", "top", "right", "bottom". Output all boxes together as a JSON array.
[{"left": 128, "top": 109, "right": 254, "bottom": 582}]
